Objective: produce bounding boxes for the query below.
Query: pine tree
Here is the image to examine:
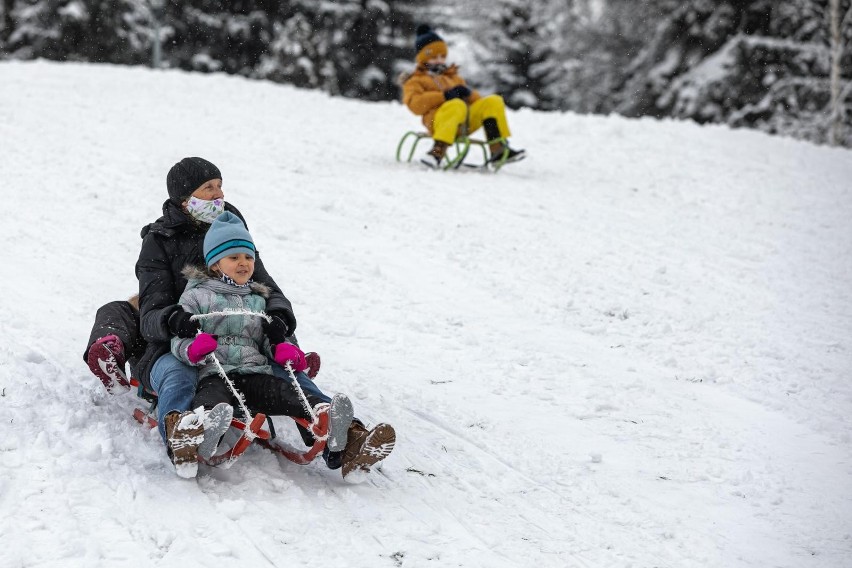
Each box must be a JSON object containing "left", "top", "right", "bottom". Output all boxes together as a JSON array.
[
  {"left": 613, "top": 0, "right": 852, "bottom": 146},
  {"left": 471, "top": 0, "right": 557, "bottom": 109}
]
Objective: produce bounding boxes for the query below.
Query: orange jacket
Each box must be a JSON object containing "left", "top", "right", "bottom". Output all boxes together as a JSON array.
[{"left": 401, "top": 64, "right": 481, "bottom": 133}]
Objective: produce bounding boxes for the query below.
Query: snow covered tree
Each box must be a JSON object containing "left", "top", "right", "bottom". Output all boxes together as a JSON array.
[
  {"left": 1, "top": 0, "right": 13, "bottom": 44},
  {"left": 829, "top": 0, "right": 852, "bottom": 144},
  {"left": 472, "top": 0, "right": 555, "bottom": 109},
  {"left": 258, "top": 0, "right": 417, "bottom": 100},
  {"left": 3, "top": 0, "right": 127, "bottom": 62},
  {"left": 539, "top": 0, "right": 675, "bottom": 113},
  {"left": 613, "top": 0, "right": 852, "bottom": 146}
]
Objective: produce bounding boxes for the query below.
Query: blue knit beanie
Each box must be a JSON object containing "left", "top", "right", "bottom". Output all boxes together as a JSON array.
[
  {"left": 203, "top": 211, "right": 255, "bottom": 267},
  {"left": 415, "top": 24, "right": 447, "bottom": 63}
]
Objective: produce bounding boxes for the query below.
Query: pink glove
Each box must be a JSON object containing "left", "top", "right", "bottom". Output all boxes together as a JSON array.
[
  {"left": 187, "top": 333, "right": 218, "bottom": 364},
  {"left": 273, "top": 343, "right": 307, "bottom": 372}
]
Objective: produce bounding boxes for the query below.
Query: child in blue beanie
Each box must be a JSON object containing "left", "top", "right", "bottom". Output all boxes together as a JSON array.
[{"left": 166, "top": 212, "right": 394, "bottom": 480}]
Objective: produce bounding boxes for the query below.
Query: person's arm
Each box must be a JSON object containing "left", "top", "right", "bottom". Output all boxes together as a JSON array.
[
  {"left": 251, "top": 252, "right": 294, "bottom": 315},
  {"left": 467, "top": 84, "right": 481, "bottom": 104},
  {"left": 170, "top": 289, "right": 203, "bottom": 365},
  {"left": 403, "top": 76, "right": 446, "bottom": 116},
  {"left": 136, "top": 233, "right": 183, "bottom": 343}
]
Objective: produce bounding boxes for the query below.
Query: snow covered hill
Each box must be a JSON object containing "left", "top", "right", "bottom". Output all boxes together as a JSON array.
[{"left": 1, "top": 60, "right": 851, "bottom": 568}]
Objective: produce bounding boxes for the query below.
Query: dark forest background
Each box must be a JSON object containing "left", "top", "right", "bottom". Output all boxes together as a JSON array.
[{"left": 2, "top": 0, "right": 850, "bottom": 147}]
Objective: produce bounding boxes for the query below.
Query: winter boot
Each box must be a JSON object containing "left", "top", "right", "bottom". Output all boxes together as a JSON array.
[
  {"left": 87, "top": 335, "right": 131, "bottom": 395},
  {"left": 483, "top": 117, "right": 502, "bottom": 142},
  {"left": 341, "top": 420, "right": 396, "bottom": 483},
  {"left": 165, "top": 407, "right": 206, "bottom": 478},
  {"left": 327, "top": 393, "right": 354, "bottom": 453},
  {"left": 483, "top": 117, "right": 525, "bottom": 166},
  {"left": 197, "top": 403, "right": 234, "bottom": 460},
  {"left": 487, "top": 145, "right": 525, "bottom": 166},
  {"left": 420, "top": 140, "right": 449, "bottom": 169}
]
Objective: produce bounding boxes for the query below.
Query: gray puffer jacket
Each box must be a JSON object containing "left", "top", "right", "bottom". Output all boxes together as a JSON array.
[{"left": 171, "top": 266, "right": 274, "bottom": 378}]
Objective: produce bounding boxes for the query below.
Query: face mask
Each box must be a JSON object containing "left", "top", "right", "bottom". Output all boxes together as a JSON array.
[
  {"left": 186, "top": 196, "right": 225, "bottom": 224},
  {"left": 425, "top": 62, "right": 447, "bottom": 75}
]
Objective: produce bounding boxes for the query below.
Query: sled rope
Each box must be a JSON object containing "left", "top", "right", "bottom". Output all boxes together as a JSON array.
[
  {"left": 283, "top": 361, "right": 318, "bottom": 425},
  {"left": 191, "top": 309, "right": 272, "bottom": 323},
  {"left": 188, "top": 309, "right": 319, "bottom": 438},
  {"left": 205, "top": 350, "right": 256, "bottom": 439}
]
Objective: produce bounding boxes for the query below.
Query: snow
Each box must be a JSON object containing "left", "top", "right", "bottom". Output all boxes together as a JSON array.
[{"left": 1, "top": 60, "right": 852, "bottom": 567}]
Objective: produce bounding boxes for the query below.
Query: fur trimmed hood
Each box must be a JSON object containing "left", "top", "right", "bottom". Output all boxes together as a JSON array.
[
  {"left": 181, "top": 265, "right": 271, "bottom": 298},
  {"left": 397, "top": 63, "right": 460, "bottom": 86}
]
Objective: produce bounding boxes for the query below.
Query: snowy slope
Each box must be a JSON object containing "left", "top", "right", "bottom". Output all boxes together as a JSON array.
[{"left": 1, "top": 60, "right": 851, "bottom": 568}]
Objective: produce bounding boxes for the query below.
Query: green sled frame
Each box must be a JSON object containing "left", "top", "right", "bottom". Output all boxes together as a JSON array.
[{"left": 396, "top": 131, "right": 513, "bottom": 172}]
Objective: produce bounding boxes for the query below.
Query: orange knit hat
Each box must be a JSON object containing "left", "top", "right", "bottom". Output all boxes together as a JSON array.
[{"left": 415, "top": 24, "right": 447, "bottom": 63}]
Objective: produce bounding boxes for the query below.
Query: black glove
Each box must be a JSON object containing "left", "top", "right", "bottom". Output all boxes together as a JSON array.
[
  {"left": 265, "top": 308, "right": 296, "bottom": 340},
  {"left": 444, "top": 85, "right": 471, "bottom": 101},
  {"left": 167, "top": 309, "right": 200, "bottom": 339},
  {"left": 263, "top": 315, "right": 290, "bottom": 345}
]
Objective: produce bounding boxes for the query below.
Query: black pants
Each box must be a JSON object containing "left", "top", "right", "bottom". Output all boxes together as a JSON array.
[{"left": 192, "top": 372, "right": 323, "bottom": 421}]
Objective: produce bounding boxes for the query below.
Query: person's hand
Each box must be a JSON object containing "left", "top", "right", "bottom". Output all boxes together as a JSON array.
[
  {"left": 273, "top": 342, "right": 307, "bottom": 372},
  {"left": 444, "top": 85, "right": 471, "bottom": 101},
  {"left": 262, "top": 315, "right": 290, "bottom": 344},
  {"left": 186, "top": 333, "right": 218, "bottom": 364},
  {"left": 267, "top": 308, "right": 297, "bottom": 338},
  {"left": 168, "top": 308, "right": 200, "bottom": 338}
]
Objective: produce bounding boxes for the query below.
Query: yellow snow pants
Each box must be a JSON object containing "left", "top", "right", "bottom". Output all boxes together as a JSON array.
[{"left": 432, "top": 94, "right": 512, "bottom": 145}]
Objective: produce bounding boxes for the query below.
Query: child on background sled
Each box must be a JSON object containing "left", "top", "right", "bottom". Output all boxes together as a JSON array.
[
  {"left": 400, "top": 24, "right": 525, "bottom": 169},
  {"left": 166, "top": 212, "right": 395, "bottom": 480}
]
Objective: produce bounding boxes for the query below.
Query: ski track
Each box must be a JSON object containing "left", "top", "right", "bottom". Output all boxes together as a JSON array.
[{"left": 1, "top": 61, "right": 851, "bottom": 567}]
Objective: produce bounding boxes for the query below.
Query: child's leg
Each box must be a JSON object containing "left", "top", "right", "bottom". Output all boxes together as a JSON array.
[
  {"left": 192, "top": 375, "right": 237, "bottom": 411},
  {"left": 271, "top": 362, "right": 330, "bottom": 404},
  {"left": 468, "top": 94, "right": 512, "bottom": 139},
  {"left": 271, "top": 364, "right": 331, "bottom": 446},
  {"left": 190, "top": 375, "right": 236, "bottom": 459},
  {"left": 234, "top": 373, "right": 313, "bottom": 420},
  {"left": 238, "top": 374, "right": 353, "bottom": 455},
  {"left": 432, "top": 98, "right": 469, "bottom": 144}
]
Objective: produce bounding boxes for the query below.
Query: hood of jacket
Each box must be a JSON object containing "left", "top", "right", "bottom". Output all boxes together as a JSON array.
[
  {"left": 181, "top": 265, "right": 271, "bottom": 298},
  {"left": 398, "top": 63, "right": 460, "bottom": 86}
]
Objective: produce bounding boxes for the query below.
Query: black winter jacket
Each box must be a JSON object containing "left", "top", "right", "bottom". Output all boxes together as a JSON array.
[{"left": 134, "top": 200, "right": 294, "bottom": 390}]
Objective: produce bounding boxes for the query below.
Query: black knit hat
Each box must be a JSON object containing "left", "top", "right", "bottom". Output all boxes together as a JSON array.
[
  {"left": 415, "top": 24, "right": 447, "bottom": 63},
  {"left": 166, "top": 157, "right": 222, "bottom": 203}
]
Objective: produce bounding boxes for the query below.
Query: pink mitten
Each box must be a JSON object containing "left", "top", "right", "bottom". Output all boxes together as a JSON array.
[
  {"left": 273, "top": 343, "right": 307, "bottom": 372},
  {"left": 187, "top": 333, "right": 218, "bottom": 364}
]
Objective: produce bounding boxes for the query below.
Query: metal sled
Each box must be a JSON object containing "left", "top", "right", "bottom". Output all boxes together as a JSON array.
[
  {"left": 396, "top": 128, "right": 518, "bottom": 171},
  {"left": 396, "top": 131, "right": 492, "bottom": 170}
]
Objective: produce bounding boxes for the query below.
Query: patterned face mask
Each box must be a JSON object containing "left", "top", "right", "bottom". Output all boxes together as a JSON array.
[
  {"left": 219, "top": 272, "right": 252, "bottom": 288},
  {"left": 186, "top": 196, "right": 225, "bottom": 224},
  {"left": 425, "top": 62, "right": 447, "bottom": 75}
]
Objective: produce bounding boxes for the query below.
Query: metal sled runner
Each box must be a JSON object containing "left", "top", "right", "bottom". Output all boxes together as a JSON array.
[{"left": 396, "top": 130, "right": 515, "bottom": 171}]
